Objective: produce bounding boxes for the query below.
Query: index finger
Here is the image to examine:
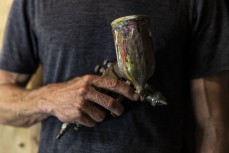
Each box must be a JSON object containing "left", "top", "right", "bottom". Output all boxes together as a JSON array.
[{"left": 84, "top": 75, "right": 139, "bottom": 101}]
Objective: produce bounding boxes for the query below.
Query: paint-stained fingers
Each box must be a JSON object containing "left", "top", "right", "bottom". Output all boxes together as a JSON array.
[
  {"left": 86, "top": 87, "right": 124, "bottom": 116},
  {"left": 80, "top": 101, "right": 106, "bottom": 122},
  {"left": 83, "top": 75, "right": 139, "bottom": 101}
]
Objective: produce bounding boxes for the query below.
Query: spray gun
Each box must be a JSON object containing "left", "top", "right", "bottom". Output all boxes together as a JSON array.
[
  {"left": 110, "top": 15, "right": 167, "bottom": 106},
  {"left": 56, "top": 15, "right": 167, "bottom": 139}
]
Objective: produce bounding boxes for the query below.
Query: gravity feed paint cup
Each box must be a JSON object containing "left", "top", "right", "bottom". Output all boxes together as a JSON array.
[{"left": 111, "top": 15, "right": 155, "bottom": 94}]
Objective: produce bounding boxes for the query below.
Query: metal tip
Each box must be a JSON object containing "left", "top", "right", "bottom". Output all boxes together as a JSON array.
[
  {"left": 74, "top": 123, "right": 81, "bottom": 131},
  {"left": 94, "top": 65, "right": 101, "bottom": 73},
  {"left": 56, "top": 123, "right": 70, "bottom": 140},
  {"left": 158, "top": 100, "right": 168, "bottom": 106},
  {"left": 56, "top": 133, "right": 63, "bottom": 139},
  {"left": 103, "top": 60, "right": 110, "bottom": 66}
]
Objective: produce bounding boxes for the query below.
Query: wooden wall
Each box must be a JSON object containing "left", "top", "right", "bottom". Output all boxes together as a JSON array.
[
  {"left": 0, "top": 1, "right": 41, "bottom": 153},
  {"left": 0, "top": 0, "right": 12, "bottom": 47}
]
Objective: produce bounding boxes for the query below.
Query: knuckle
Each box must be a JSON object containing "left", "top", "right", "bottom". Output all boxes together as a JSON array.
[
  {"left": 77, "top": 101, "right": 87, "bottom": 109},
  {"left": 83, "top": 75, "right": 93, "bottom": 83},
  {"left": 107, "top": 79, "right": 119, "bottom": 88},
  {"left": 77, "top": 87, "right": 88, "bottom": 96}
]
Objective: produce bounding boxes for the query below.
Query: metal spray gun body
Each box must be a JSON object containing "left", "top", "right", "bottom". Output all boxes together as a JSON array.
[{"left": 56, "top": 15, "right": 167, "bottom": 139}]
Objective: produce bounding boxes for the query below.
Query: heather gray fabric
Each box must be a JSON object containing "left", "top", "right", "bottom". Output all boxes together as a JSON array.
[{"left": 0, "top": 0, "right": 229, "bottom": 153}]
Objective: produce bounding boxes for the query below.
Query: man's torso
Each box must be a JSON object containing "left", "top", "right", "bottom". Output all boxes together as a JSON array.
[{"left": 31, "top": 0, "right": 192, "bottom": 152}]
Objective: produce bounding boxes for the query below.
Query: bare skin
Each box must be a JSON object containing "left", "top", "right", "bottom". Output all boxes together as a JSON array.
[
  {"left": 191, "top": 71, "right": 229, "bottom": 153},
  {"left": 0, "top": 69, "right": 139, "bottom": 127},
  {"left": 0, "top": 69, "right": 228, "bottom": 153}
]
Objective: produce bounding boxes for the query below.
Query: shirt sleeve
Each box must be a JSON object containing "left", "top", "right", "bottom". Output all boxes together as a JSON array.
[
  {"left": 0, "top": 0, "right": 39, "bottom": 74},
  {"left": 188, "top": 0, "right": 229, "bottom": 79}
]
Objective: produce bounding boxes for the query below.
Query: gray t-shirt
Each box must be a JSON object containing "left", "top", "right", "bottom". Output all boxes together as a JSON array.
[{"left": 0, "top": 0, "right": 229, "bottom": 153}]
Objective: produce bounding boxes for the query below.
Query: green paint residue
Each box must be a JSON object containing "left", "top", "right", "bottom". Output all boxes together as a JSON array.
[{"left": 111, "top": 15, "right": 149, "bottom": 30}]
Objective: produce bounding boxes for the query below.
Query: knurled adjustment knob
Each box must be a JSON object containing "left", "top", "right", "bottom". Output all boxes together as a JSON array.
[
  {"left": 103, "top": 60, "right": 110, "bottom": 66},
  {"left": 94, "top": 65, "right": 105, "bottom": 74},
  {"left": 94, "top": 65, "right": 102, "bottom": 74}
]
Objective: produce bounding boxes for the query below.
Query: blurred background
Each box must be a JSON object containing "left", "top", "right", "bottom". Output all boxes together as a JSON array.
[
  {"left": 0, "top": 1, "right": 42, "bottom": 153},
  {"left": 0, "top": 0, "right": 12, "bottom": 48}
]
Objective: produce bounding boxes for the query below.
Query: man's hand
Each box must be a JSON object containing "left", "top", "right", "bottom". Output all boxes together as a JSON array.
[
  {"left": 35, "top": 75, "right": 139, "bottom": 127},
  {"left": 0, "top": 70, "right": 138, "bottom": 128}
]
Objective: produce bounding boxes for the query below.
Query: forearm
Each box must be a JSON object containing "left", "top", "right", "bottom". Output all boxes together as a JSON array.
[
  {"left": 195, "top": 121, "right": 229, "bottom": 153},
  {"left": 191, "top": 71, "right": 229, "bottom": 153},
  {"left": 0, "top": 84, "right": 48, "bottom": 127},
  {"left": 0, "top": 71, "right": 138, "bottom": 129}
]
